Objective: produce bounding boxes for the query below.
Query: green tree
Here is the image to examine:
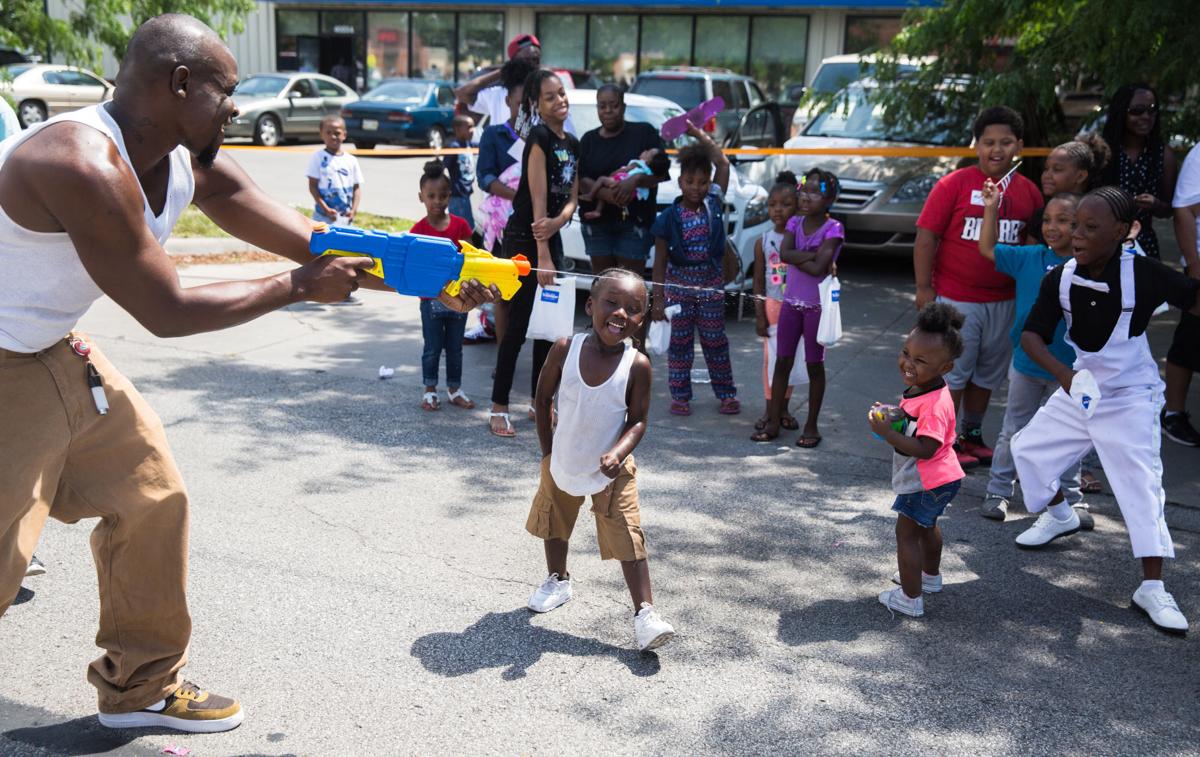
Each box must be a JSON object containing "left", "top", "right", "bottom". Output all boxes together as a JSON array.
[
  {"left": 1, "top": 0, "right": 254, "bottom": 71},
  {"left": 870, "top": 0, "right": 1197, "bottom": 146}
]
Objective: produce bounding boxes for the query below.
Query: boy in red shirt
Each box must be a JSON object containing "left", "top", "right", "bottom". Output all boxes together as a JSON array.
[{"left": 914, "top": 106, "right": 1043, "bottom": 468}]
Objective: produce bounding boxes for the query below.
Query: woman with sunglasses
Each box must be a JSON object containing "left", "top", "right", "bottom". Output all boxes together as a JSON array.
[{"left": 1100, "top": 83, "right": 1178, "bottom": 259}]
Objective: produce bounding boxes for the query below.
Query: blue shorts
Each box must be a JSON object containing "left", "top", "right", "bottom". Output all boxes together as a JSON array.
[
  {"left": 891, "top": 480, "right": 961, "bottom": 528},
  {"left": 581, "top": 218, "right": 651, "bottom": 261}
]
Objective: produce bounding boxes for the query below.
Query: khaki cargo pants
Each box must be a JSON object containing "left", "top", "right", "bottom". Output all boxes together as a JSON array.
[{"left": 0, "top": 335, "right": 190, "bottom": 714}]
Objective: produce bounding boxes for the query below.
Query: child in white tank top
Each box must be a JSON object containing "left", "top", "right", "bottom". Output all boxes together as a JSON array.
[{"left": 523, "top": 268, "right": 675, "bottom": 652}]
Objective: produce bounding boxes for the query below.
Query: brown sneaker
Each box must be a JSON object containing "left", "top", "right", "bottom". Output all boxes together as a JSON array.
[{"left": 98, "top": 681, "right": 243, "bottom": 733}]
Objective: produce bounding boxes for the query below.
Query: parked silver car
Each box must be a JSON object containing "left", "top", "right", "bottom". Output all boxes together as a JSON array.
[
  {"left": 0, "top": 64, "right": 114, "bottom": 128},
  {"left": 226, "top": 73, "right": 358, "bottom": 146}
]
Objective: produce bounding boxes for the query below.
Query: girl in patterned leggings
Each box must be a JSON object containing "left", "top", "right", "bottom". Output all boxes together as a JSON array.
[{"left": 650, "top": 125, "right": 738, "bottom": 415}]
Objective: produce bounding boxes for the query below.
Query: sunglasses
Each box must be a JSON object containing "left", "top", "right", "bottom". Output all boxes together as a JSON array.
[{"left": 1127, "top": 104, "right": 1158, "bottom": 116}]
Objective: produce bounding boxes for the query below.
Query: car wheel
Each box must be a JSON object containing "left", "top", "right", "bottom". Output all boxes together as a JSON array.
[
  {"left": 427, "top": 126, "right": 445, "bottom": 150},
  {"left": 355, "top": 140, "right": 377, "bottom": 151},
  {"left": 17, "top": 100, "right": 47, "bottom": 128},
  {"left": 253, "top": 114, "right": 282, "bottom": 147}
]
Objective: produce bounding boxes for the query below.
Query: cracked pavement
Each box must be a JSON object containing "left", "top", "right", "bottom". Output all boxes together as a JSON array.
[{"left": 2, "top": 256, "right": 1198, "bottom": 756}]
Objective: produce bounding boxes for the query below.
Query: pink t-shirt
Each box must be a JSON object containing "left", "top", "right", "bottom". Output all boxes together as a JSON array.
[
  {"left": 891, "top": 382, "right": 965, "bottom": 494},
  {"left": 783, "top": 216, "right": 844, "bottom": 305}
]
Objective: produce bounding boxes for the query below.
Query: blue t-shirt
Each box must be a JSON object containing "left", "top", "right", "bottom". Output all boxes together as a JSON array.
[
  {"left": 443, "top": 139, "right": 476, "bottom": 199},
  {"left": 994, "top": 243, "right": 1075, "bottom": 380}
]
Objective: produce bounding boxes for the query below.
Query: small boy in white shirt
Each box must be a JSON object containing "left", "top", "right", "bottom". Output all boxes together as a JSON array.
[{"left": 306, "top": 116, "right": 363, "bottom": 226}]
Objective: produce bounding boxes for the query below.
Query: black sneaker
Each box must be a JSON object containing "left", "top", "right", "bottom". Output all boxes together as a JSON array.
[{"left": 1162, "top": 411, "right": 1200, "bottom": 447}]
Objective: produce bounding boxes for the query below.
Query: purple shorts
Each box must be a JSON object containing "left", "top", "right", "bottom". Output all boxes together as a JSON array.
[{"left": 776, "top": 301, "right": 824, "bottom": 363}]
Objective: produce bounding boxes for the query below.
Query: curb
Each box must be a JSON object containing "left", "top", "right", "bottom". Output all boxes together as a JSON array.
[{"left": 165, "top": 237, "right": 267, "bottom": 256}]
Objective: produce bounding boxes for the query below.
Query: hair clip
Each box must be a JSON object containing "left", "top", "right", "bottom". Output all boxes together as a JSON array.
[{"left": 820, "top": 181, "right": 827, "bottom": 194}]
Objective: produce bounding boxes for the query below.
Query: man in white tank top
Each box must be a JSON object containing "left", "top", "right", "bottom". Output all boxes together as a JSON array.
[{"left": 0, "top": 13, "right": 494, "bottom": 734}]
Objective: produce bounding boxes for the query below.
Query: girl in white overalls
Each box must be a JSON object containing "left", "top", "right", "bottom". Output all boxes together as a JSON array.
[{"left": 1010, "top": 187, "right": 1198, "bottom": 634}]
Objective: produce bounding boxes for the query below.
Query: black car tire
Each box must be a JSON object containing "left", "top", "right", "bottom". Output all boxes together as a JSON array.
[
  {"left": 17, "top": 99, "right": 47, "bottom": 128},
  {"left": 427, "top": 126, "right": 445, "bottom": 150},
  {"left": 253, "top": 114, "right": 282, "bottom": 147}
]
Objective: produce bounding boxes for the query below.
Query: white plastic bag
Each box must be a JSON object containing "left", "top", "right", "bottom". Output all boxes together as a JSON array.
[
  {"left": 817, "top": 275, "right": 842, "bottom": 347},
  {"left": 646, "top": 304, "right": 680, "bottom": 356},
  {"left": 766, "top": 324, "right": 809, "bottom": 385},
  {"left": 527, "top": 277, "right": 577, "bottom": 341}
]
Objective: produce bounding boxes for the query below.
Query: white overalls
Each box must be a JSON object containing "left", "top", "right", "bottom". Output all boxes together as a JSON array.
[{"left": 1011, "top": 253, "right": 1173, "bottom": 558}]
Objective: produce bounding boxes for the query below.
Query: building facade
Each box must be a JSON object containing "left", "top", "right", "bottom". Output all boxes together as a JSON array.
[{"left": 50, "top": 1, "right": 926, "bottom": 98}]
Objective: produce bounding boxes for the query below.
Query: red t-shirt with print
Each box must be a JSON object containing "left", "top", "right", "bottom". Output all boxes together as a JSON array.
[
  {"left": 916, "top": 165, "right": 1043, "bottom": 303},
  {"left": 410, "top": 215, "right": 473, "bottom": 299}
]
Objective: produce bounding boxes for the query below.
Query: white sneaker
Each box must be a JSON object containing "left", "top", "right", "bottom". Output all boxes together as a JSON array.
[
  {"left": 878, "top": 587, "right": 924, "bottom": 617},
  {"left": 1015, "top": 510, "right": 1080, "bottom": 548},
  {"left": 25, "top": 555, "right": 46, "bottom": 577},
  {"left": 634, "top": 603, "right": 675, "bottom": 651},
  {"left": 891, "top": 571, "right": 943, "bottom": 594},
  {"left": 527, "top": 573, "right": 572, "bottom": 613},
  {"left": 1132, "top": 584, "right": 1189, "bottom": 634}
]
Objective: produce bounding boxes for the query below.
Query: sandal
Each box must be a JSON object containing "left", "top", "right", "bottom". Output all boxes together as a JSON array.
[
  {"left": 446, "top": 388, "right": 475, "bottom": 409},
  {"left": 670, "top": 400, "right": 691, "bottom": 416},
  {"left": 750, "top": 426, "right": 779, "bottom": 442},
  {"left": 796, "top": 435, "right": 822, "bottom": 448},
  {"left": 1081, "top": 470, "right": 1103, "bottom": 494},
  {"left": 488, "top": 412, "right": 515, "bottom": 438},
  {"left": 421, "top": 391, "right": 441, "bottom": 411},
  {"left": 718, "top": 397, "right": 741, "bottom": 415},
  {"left": 780, "top": 415, "right": 799, "bottom": 430}
]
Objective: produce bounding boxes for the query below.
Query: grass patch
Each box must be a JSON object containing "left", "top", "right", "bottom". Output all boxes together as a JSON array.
[{"left": 173, "top": 205, "right": 415, "bottom": 238}]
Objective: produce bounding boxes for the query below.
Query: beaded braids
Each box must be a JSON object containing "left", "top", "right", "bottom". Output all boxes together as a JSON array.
[{"left": 515, "top": 68, "right": 563, "bottom": 139}]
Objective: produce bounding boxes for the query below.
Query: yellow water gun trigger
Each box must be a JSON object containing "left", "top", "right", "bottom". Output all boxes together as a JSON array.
[{"left": 318, "top": 249, "right": 385, "bottom": 279}]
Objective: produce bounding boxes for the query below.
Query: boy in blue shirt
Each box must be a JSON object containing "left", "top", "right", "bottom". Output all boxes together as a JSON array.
[
  {"left": 443, "top": 114, "right": 477, "bottom": 231},
  {"left": 975, "top": 182, "right": 1091, "bottom": 524}
]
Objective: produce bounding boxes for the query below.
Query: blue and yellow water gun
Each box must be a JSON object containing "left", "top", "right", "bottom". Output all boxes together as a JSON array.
[{"left": 309, "top": 223, "right": 531, "bottom": 300}]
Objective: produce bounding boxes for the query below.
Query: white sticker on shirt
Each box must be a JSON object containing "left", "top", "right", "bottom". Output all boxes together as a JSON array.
[{"left": 970, "top": 190, "right": 984, "bottom": 206}]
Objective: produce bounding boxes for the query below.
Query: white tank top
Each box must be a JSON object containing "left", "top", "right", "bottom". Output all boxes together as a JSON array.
[
  {"left": 549, "top": 333, "right": 638, "bottom": 496},
  {"left": 0, "top": 104, "right": 195, "bottom": 352}
]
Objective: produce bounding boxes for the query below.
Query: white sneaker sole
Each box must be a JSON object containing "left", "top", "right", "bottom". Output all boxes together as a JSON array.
[
  {"left": 24, "top": 565, "right": 46, "bottom": 577},
  {"left": 98, "top": 708, "right": 244, "bottom": 733},
  {"left": 638, "top": 630, "right": 674, "bottom": 651},
  {"left": 1016, "top": 524, "right": 1080, "bottom": 549},
  {"left": 1132, "top": 602, "right": 1189, "bottom": 636},
  {"left": 527, "top": 594, "right": 571, "bottom": 613}
]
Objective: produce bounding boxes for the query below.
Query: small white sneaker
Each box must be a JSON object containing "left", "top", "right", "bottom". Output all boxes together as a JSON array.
[
  {"left": 878, "top": 587, "right": 924, "bottom": 617},
  {"left": 891, "top": 571, "right": 943, "bottom": 594},
  {"left": 1132, "top": 584, "right": 1189, "bottom": 634},
  {"left": 527, "top": 573, "right": 572, "bottom": 613},
  {"left": 634, "top": 603, "right": 675, "bottom": 651},
  {"left": 1015, "top": 510, "right": 1080, "bottom": 548},
  {"left": 25, "top": 555, "right": 46, "bottom": 577}
]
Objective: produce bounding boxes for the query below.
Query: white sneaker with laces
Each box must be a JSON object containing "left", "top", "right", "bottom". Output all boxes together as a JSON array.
[
  {"left": 878, "top": 587, "right": 924, "bottom": 617},
  {"left": 891, "top": 571, "right": 943, "bottom": 594},
  {"left": 527, "top": 573, "right": 572, "bottom": 613},
  {"left": 634, "top": 603, "right": 675, "bottom": 651},
  {"left": 1132, "top": 584, "right": 1189, "bottom": 634},
  {"left": 1015, "top": 510, "right": 1081, "bottom": 548}
]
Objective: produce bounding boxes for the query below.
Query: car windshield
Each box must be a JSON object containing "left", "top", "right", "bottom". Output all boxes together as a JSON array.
[
  {"left": 363, "top": 82, "right": 431, "bottom": 103},
  {"left": 804, "top": 86, "right": 963, "bottom": 145},
  {"left": 630, "top": 78, "right": 705, "bottom": 110},
  {"left": 2, "top": 64, "right": 34, "bottom": 79},
  {"left": 570, "top": 101, "right": 685, "bottom": 136},
  {"left": 809, "top": 61, "right": 921, "bottom": 95},
  {"left": 235, "top": 76, "right": 289, "bottom": 96}
]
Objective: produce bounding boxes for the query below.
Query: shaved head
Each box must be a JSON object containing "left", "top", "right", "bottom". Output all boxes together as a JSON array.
[{"left": 120, "top": 13, "right": 231, "bottom": 83}]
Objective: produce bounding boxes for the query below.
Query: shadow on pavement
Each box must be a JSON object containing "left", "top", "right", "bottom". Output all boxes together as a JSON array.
[{"left": 410, "top": 608, "right": 660, "bottom": 680}]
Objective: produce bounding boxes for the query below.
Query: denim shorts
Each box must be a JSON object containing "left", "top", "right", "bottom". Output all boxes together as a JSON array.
[
  {"left": 892, "top": 480, "right": 961, "bottom": 528},
  {"left": 581, "top": 218, "right": 651, "bottom": 261}
]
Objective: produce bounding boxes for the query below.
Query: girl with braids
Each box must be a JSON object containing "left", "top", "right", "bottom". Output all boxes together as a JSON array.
[
  {"left": 488, "top": 69, "right": 579, "bottom": 438},
  {"left": 871, "top": 303, "right": 967, "bottom": 618},
  {"left": 1011, "top": 186, "right": 1200, "bottom": 634},
  {"left": 753, "top": 168, "right": 843, "bottom": 447},
  {"left": 1100, "top": 83, "right": 1178, "bottom": 259}
]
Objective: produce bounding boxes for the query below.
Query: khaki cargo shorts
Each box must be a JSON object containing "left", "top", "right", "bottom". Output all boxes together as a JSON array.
[{"left": 525, "top": 454, "right": 647, "bottom": 562}]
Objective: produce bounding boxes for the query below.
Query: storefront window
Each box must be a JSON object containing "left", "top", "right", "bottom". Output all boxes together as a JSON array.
[
  {"left": 749, "top": 16, "right": 808, "bottom": 99},
  {"left": 458, "top": 13, "right": 504, "bottom": 81},
  {"left": 588, "top": 15, "right": 637, "bottom": 86},
  {"left": 639, "top": 16, "right": 691, "bottom": 73},
  {"left": 844, "top": 15, "right": 903, "bottom": 55},
  {"left": 276, "top": 10, "right": 318, "bottom": 72},
  {"left": 412, "top": 12, "right": 454, "bottom": 80},
  {"left": 367, "top": 12, "right": 408, "bottom": 88},
  {"left": 694, "top": 16, "right": 748, "bottom": 74},
  {"left": 538, "top": 14, "right": 586, "bottom": 70}
]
